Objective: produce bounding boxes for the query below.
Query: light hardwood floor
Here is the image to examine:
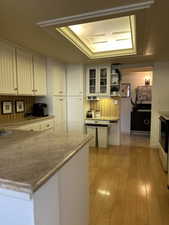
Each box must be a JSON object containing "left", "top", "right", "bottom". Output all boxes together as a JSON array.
[{"left": 89, "top": 135, "right": 169, "bottom": 225}]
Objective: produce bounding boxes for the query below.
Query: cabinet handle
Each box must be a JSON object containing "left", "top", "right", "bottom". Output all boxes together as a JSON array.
[
  {"left": 59, "top": 99, "right": 63, "bottom": 101},
  {"left": 14, "top": 88, "right": 18, "bottom": 91},
  {"left": 59, "top": 91, "right": 63, "bottom": 93}
]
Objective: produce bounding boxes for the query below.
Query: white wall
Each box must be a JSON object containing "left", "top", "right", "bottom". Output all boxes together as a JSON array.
[
  {"left": 150, "top": 62, "right": 169, "bottom": 147},
  {"left": 120, "top": 70, "right": 152, "bottom": 133}
]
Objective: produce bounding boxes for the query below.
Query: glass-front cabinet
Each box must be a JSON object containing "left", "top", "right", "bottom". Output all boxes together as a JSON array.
[
  {"left": 86, "top": 65, "right": 110, "bottom": 96},
  {"left": 98, "top": 65, "right": 110, "bottom": 96}
]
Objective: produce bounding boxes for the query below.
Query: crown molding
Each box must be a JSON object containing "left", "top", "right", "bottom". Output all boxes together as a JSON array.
[{"left": 37, "top": 1, "right": 154, "bottom": 27}]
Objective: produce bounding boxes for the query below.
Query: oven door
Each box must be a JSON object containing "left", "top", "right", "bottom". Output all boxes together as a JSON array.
[{"left": 159, "top": 116, "right": 168, "bottom": 153}]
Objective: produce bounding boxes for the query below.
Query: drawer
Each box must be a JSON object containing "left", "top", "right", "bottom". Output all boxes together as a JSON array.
[
  {"left": 40, "top": 120, "right": 54, "bottom": 131},
  {"left": 16, "top": 124, "right": 41, "bottom": 131}
]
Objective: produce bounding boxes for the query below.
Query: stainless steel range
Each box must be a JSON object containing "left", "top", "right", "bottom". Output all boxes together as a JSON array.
[{"left": 159, "top": 116, "right": 169, "bottom": 172}]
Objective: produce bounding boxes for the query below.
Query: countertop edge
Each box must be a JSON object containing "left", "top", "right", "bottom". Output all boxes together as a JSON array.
[{"left": 0, "top": 135, "right": 92, "bottom": 195}]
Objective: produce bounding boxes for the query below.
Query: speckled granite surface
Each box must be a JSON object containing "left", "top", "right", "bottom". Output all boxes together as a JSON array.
[{"left": 0, "top": 130, "right": 91, "bottom": 194}]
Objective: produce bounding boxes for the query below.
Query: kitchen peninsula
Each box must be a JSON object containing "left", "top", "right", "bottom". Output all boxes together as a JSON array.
[{"left": 0, "top": 130, "right": 91, "bottom": 225}]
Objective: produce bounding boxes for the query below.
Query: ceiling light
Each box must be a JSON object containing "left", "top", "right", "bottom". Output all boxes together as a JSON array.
[{"left": 56, "top": 15, "right": 136, "bottom": 59}]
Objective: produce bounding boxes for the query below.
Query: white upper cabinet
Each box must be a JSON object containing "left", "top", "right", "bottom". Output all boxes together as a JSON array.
[
  {"left": 33, "top": 55, "right": 47, "bottom": 96},
  {"left": 16, "top": 49, "right": 34, "bottom": 95},
  {"left": 86, "top": 64, "right": 110, "bottom": 97},
  {"left": 47, "top": 58, "right": 66, "bottom": 96},
  {"left": 0, "top": 41, "right": 17, "bottom": 95},
  {"left": 86, "top": 66, "right": 98, "bottom": 96},
  {"left": 98, "top": 65, "right": 110, "bottom": 96},
  {"left": 66, "top": 64, "right": 84, "bottom": 96}
]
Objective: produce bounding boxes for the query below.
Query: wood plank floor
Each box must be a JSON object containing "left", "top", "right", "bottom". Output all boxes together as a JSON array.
[{"left": 89, "top": 135, "right": 169, "bottom": 225}]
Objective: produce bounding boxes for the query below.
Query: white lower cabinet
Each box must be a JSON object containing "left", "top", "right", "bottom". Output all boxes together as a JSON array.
[
  {"left": 67, "top": 96, "right": 84, "bottom": 133},
  {"left": 53, "top": 97, "right": 67, "bottom": 133},
  {"left": 86, "top": 126, "right": 96, "bottom": 147},
  {"left": 0, "top": 143, "right": 89, "bottom": 225},
  {"left": 15, "top": 119, "right": 54, "bottom": 132}
]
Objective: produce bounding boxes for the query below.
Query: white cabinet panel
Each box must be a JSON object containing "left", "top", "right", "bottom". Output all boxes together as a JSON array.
[
  {"left": 53, "top": 97, "right": 67, "bottom": 133},
  {"left": 67, "top": 64, "right": 84, "bottom": 96},
  {"left": 67, "top": 97, "right": 84, "bottom": 133},
  {"left": 47, "top": 59, "right": 66, "bottom": 96},
  {"left": 16, "top": 49, "right": 34, "bottom": 95},
  {"left": 0, "top": 41, "right": 17, "bottom": 95},
  {"left": 33, "top": 55, "right": 47, "bottom": 96},
  {"left": 86, "top": 64, "right": 110, "bottom": 97}
]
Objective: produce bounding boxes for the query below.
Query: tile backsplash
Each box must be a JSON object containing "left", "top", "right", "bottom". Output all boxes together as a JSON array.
[
  {"left": 90, "top": 98, "right": 120, "bottom": 117},
  {"left": 0, "top": 96, "right": 35, "bottom": 121}
]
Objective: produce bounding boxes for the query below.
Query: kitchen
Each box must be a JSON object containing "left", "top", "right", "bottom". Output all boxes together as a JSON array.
[{"left": 1, "top": 1, "right": 169, "bottom": 225}]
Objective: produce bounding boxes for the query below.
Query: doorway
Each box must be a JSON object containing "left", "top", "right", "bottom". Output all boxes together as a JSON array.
[{"left": 120, "top": 66, "right": 153, "bottom": 147}]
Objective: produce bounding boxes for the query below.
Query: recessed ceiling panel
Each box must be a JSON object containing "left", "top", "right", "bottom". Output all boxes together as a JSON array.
[{"left": 56, "top": 15, "right": 136, "bottom": 59}]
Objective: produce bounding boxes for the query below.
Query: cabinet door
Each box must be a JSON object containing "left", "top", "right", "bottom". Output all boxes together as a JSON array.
[
  {"left": 67, "top": 96, "right": 84, "bottom": 133},
  {"left": 53, "top": 97, "right": 67, "bottom": 133},
  {"left": 33, "top": 55, "right": 47, "bottom": 96},
  {"left": 16, "top": 49, "right": 34, "bottom": 95},
  {"left": 67, "top": 64, "right": 84, "bottom": 96},
  {"left": 86, "top": 66, "right": 98, "bottom": 96},
  {"left": 47, "top": 60, "right": 66, "bottom": 96},
  {"left": 131, "top": 111, "right": 151, "bottom": 131},
  {"left": 98, "top": 65, "right": 110, "bottom": 96},
  {"left": 0, "top": 41, "right": 17, "bottom": 95}
]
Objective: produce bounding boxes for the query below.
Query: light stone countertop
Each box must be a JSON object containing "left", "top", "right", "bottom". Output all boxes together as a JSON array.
[
  {"left": 85, "top": 116, "right": 120, "bottom": 121},
  {"left": 0, "top": 115, "right": 55, "bottom": 129},
  {"left": 0, "top": 130, "right": 91, "bottom": 194}
]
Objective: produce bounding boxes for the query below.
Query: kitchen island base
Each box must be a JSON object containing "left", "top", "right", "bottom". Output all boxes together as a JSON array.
[{"left": 0, "top": 144, "right": 89, "bottom": 225}]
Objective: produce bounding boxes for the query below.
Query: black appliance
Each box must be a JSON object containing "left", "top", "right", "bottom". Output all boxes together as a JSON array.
[
  {"left": 131, "top": 110, "right": 151, "bottom": 132},
  {"left": 32, "top": 103, "right": 48, "bottom": 117},
  {"left": 159, "top": 116, "right": 169, "bottom": 154},
  {"left": 131, "top": 103, "right": 151, "bottom": 132}
]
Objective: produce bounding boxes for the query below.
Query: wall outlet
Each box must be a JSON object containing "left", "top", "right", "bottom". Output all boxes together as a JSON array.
[{"left": 114, "top": 100, "right": 118, "bottom": 105}]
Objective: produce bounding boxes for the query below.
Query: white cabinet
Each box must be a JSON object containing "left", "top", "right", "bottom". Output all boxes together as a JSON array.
[
  {"left": 16, "top": 49, "right": 34, "bottom": 95},
  {"left": 86, "top": 64, "right": 110, "bottom": 97},
  {"left": 0, "top": 41, "right": 17, "bottom": 95},
  {"left": 33, "top": 55, "right": 47, "bottom": 96},
  {"left": 47, "top": 59, "right": 66, "bottom": 96},
  {"left": 66, "top": 64, "right": 84, "bottom": 96},
  {"left": 15, "top": 119, "right": 54, "bottom": 131},
  {"left": 67, "top": 96, "right": 84, "bottom": 133},
  {"left": 53, "top": 97, "right": 67, "bottom": 133},
  {"left": 86, "top": 66, "right": 98, "bottom": 96},
  {"left": 98, "top": 65, "right": 110, "bottom": 96}
]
